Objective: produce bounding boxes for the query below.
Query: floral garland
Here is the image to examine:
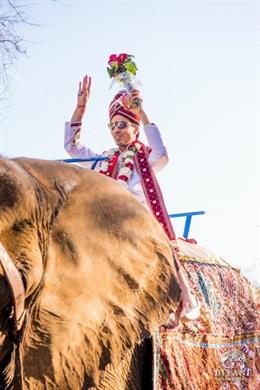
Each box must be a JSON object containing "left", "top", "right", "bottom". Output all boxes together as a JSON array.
[
  {"left": 99, "top": 139, "right": 177, "bottom": 243},
  {"left": 98, "top": 141, "right": 142, "bottom": 187}
]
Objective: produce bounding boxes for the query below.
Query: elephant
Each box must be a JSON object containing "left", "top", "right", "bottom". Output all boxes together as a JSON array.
[{"left": 0, "top": 156, "right": 181, "bottom": 390}]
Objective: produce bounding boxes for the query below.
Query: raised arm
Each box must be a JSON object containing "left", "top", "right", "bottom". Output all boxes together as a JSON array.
[
  {"left": 129, "top": 89, "right": 169, "bottom": 173},
  {"left": 64, "top": 75, "right": 99, "bottom": 159},
  {"left": 71, "top": 75, "right": 91, "bottom": 122}
]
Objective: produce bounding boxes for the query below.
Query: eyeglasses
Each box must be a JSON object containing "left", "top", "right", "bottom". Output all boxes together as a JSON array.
[{"left": 108, "top": 120, "right": 128, "bottom": 131}]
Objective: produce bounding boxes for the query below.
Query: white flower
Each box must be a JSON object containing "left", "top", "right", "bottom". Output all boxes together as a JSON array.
[
  {"left": 124, "top": 157, "right": 134, "bottom": 165},
  {"left": 118, "top": 167, "right": 132, "bottom": 177},
  {"left": 135, "top": 143, "right": 141, "bottom": 151},
  {"left": 107, "top": 148, "right": 117, "bottom": 157},
  {"left": 123, "top": 150, "right": 135, "bottom": 158},
  {"left": 99, "top": 161, "right": 109, "bottom": 172}
]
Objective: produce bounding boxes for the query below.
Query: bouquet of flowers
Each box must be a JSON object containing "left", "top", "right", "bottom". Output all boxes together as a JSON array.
[{"left": 107, "top": 53, "right": 139, "bottom": 94}]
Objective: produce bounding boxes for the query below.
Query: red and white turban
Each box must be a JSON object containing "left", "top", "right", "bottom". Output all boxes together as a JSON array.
[{"left": 109, "top": 91, "right": 140, "bottom": 126}]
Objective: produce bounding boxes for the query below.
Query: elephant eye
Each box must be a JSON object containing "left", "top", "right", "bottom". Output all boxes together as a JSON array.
[
  {"left": 12, "top": 220, "right": 33, "bottom": 233},
  {"left": 0, "top": 173, "right": 21, "bottom": 208}
]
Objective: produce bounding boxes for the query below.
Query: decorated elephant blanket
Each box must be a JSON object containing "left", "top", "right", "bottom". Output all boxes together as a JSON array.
[{"left": 154, "top": 240, "right": 260, "bottom": 390}]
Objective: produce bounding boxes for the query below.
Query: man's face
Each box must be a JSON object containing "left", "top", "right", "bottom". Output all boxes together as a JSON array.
[{"left": 109, "top": 114, "right": 139, "bottom": 149}]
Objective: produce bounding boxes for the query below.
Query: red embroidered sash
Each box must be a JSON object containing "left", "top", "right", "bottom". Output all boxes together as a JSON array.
[
  {"left": 133, "top": 144, "right": 177, "bottom": 242},
  {"left": 99, "top": 141, "right": 178, "bottom": 245}
]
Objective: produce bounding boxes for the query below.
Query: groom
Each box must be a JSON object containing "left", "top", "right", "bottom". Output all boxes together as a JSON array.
[
  {"left": 64, "top": 75, "right": 200, "bottom": 321},
  {"left": 65, "top": 75, "right": 169, "bottom": 209}
]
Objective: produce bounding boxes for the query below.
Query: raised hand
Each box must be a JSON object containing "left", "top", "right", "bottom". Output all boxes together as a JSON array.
[
  {"left": 77, "top": 75, "right": 92, "bottom": 112},
  {"left": 129, "top": 88, "right": 143, "bottom": 111},
  {"left": 70, "top": 75, "right": 92, "bottom": 122},
  {"left": 129, "top": 89, "right": 151, "bottom": 125}
]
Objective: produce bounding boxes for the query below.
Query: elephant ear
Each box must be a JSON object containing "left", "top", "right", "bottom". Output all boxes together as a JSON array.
[{"left": 18, "top": 159, "right": 181, "bottom": 388}]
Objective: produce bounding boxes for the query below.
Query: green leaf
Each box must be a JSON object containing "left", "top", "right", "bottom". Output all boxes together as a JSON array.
[
  {"left": 107, "top": 66, "right": 113, "bottom": 78},
  {"left": 124, "top": 61, "right": 137, "bottom": 75}
]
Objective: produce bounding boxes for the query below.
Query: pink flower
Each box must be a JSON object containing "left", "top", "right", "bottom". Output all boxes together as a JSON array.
[
  {"left": 118, "top": 53, "right": 128, "bottom": 64},
  {"left": 108, "top": 54, "right": 118, "bottom": 64}
]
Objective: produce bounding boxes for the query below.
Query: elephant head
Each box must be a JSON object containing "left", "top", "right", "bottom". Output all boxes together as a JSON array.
[{"left": 0, "top": 157, "right": 181, "bottom": 389}]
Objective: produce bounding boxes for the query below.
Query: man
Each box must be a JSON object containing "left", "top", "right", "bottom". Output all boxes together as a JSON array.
[
  {"left": 64, "top": 75, "right": 200, "bottom": 321},
  {"left": 65, "top": 75, "right": 168, "bottom": 208}
]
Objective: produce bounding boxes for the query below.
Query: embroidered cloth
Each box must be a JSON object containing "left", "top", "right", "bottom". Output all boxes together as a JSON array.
[{"left": 154, "top": 253, "right": 260, "bottom": 390}]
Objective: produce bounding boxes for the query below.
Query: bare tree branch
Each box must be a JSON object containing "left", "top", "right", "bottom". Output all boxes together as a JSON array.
[
  {"left": 0, "top": 0, "right": 29, "bottom": 89},
  {"left": 0, "top": 0, "right": 57, "bottom": 94},
  {"left": 0, "top": 0, "right": 60, "bottom": 99}
]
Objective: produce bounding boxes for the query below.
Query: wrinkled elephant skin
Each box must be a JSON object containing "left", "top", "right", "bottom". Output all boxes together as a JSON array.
[{"left": 0, "top": 157, "right": 181, "bottom": 390}]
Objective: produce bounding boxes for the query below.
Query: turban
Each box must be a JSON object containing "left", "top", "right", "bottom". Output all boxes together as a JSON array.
[{"left": 109, "top": 91, "right": 140, "bottom": 126}]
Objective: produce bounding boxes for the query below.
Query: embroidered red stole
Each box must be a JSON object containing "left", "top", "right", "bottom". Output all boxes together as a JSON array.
[
  {"left": 133, "top": 143, "right": 177, "bottom": 242},
  {"left": 99, "top": 141, "right": 178, "bottom": 246}
]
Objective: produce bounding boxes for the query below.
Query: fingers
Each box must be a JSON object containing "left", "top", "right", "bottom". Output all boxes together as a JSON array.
[
  {"left": 82, "top": 75, "right": 91, "bottom": 93},
  {"left": 129, "top": 89, "right": 142, "bottom": 110},
  {"left": 78, "top": 76, "right": 91, "bottom": 90},
  {"left": 77, "top": 76, "right": 91, "bottom": 99},
  {"left": 130, "top": 88, "right": 140, "bottom": 96},
  {"left": 130, "top": 89, "right": 142, "bottom": 101},
  {"left": 86, "top": 76, "right": 91, "bottom": 93},
  {"left": 78, "top": 81, "right": 84, "bottom": 97}
]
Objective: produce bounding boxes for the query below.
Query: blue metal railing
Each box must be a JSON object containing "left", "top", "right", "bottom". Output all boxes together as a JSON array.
[
  {"left": 169, "top": 211, "right": 205, "bottom": 239},
  {"left": 61, "top": 157, "right": 108, "bottom": 170},
  {"left": 62, "top": 157, "right": 205, "bottom": 239}
]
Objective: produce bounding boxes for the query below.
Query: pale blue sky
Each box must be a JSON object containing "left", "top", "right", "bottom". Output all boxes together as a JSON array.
[{"left": 0, "top": 0, "right": 259, "bottom": 285}]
